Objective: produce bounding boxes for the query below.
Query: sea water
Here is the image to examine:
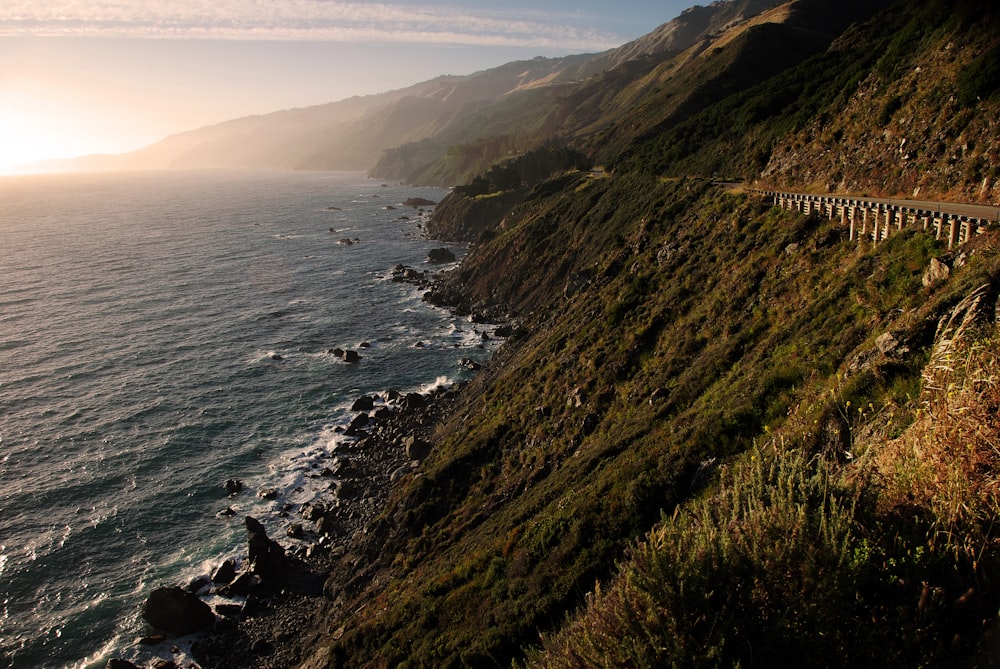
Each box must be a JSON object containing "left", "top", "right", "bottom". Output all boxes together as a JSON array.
[{"left": 0, "top": 170, "right": 491, "bottom": 668}]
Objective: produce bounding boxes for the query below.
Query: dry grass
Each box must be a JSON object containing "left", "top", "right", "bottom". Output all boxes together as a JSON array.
[
  {"left": 875, "top": 284, "right": 1000, "bottom": 562},
  {"left": 525, "top": 283, "right": 1000, "bottom": 667}
]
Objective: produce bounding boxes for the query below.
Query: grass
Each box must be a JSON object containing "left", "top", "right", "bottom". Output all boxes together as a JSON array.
[{"left": 525, "top": 279, "right": 1000, "bottom": 668}]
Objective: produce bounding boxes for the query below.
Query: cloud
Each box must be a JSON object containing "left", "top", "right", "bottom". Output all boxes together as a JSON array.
[{"left": 0, "top": 1, "right": 622, "bottom": 50}]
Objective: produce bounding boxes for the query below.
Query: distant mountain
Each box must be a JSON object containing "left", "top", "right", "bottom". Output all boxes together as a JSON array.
[{"left": 46, "top": 0, "right": 791, "bottom": 176}]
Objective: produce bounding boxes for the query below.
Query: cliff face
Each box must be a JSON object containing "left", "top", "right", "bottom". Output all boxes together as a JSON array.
[
  {"left": 304, "top": 1, "right": 1000, "bottom": 667},
  {"left": 761, "top": 0, "right": 1000, "bottom": 203}
]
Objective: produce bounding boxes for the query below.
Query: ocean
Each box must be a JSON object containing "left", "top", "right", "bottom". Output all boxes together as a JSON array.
[{"left": 0, "top": 170, "right": 491, "bottom": 668}]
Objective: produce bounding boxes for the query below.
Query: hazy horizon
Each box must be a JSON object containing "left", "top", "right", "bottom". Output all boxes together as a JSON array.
[{"left": 0, "top": 1, "right": 697, "bottom": 173}]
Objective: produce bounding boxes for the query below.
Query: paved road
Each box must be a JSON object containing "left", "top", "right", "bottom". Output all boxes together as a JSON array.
[
  {"left": 857, "top": 196, "right": 1000, "bottom": 222},
  {"left": 745, "top": 186, "right": 1000, "bottom": 222}
]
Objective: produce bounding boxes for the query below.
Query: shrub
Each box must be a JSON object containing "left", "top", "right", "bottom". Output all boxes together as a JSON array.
[{"left": 527, "top": 443, "right": 871, "bottom": 668}]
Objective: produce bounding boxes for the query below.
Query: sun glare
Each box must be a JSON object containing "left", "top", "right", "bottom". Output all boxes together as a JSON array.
[{"left": 0, "top": 109, "right": 70, "bottom": 172}]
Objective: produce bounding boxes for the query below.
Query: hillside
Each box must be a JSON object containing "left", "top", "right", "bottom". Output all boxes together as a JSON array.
[
  {"left": 281, "top": 0, "right": 1000, "bottom": 667},
  {"left": 45, "top": 1, "right": 796, "bottom": 176}
]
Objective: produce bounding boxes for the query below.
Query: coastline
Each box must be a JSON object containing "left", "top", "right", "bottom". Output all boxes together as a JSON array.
[
  {"left": 189, "top": 380, "right": 471, "bottom": 669},
  {"left": 105, "top": 266, "right": 507, "bottom": 669}
]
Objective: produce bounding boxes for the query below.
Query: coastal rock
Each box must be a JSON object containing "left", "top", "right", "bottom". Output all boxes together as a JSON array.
[
  {"left": 315, "top": 514, "right": 340, "bottom": 537},
  {"left": 217, "top": 571, "right": 262, "bottom": 597},
  {"left": 215, "top": 603, "right": 244, "bottom": 618},
  {"left": 141, "top": 586, "right": 215, "bottom": 636},
  {"left": 186, "top": 576, "right": 212, "bottom": 595},
  {"left": 403, "top": 197, "right": 437, "bottom": 207},
  {"left": 223, "top": 479, "right": 243, "bottom": 496},
  {"left": 342, "top": 349, "right": 360, "bottom": 363},
  {"left": 351, "top": 395, "right": 375, "bottom": 411},
  {"left": 246, "top": 516, "right": 286, "bottom": 580},
  {"left": 459, "top": 358, "right": 481, "bottom": 371},
  {"left": 300, "top": 502, "right": 327, "bottom": 522},
  {"left": 106, "top": 660, "right": 142, "bottom": 669},
  {"left": 427, "top": 247, "right": 456, "bottom": 263},
  {"left": 211, "top": 559, "right": 237, "bottom": 585},
  {"left": 404, "top": 392, "right": 426, "bottom": 409},
  {"left": 494, "top": 324, "right": 516, "bottom": 338},
  {"left": 345, "top": 413, "right": 370, "bottom": 436}
]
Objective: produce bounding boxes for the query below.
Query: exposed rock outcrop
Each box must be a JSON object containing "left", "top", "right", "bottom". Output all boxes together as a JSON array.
[{"left": 141, "top": 586, "right": 215, "bottom": 637}]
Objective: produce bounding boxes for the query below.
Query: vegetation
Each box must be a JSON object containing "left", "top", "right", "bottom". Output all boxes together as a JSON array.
[
  {"left": 528, "top": 281, "right": 1000, "bottom": 667},
  {"left": 307, "top": 1, "right": 1000, "bottom": 667}
]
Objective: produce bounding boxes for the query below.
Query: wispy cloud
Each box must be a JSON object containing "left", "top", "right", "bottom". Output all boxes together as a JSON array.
[{"left": 0, "top": 1, "right": 621, "bottom": 50}]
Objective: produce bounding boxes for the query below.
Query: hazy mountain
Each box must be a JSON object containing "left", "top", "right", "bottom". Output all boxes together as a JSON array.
[{"left": 44, "top": 0, "right": 794, "bottom": 175}]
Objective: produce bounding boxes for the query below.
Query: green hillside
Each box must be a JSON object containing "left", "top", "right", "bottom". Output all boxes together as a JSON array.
[{"left": 299, "top": 1, "right": 1000, "bottom": 667}]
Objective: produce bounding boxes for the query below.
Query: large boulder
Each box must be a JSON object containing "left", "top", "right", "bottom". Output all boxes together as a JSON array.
[
  {"left": 922, "top": 257, "right": 951, "bottom": 287},
  {"left": 141, "top": 586, "right": 215, "bottom": 636},
  {"left": 427, "top": 247, "right": 456, "bottom": 263},
  {"left": 404, "top": 392, "right": 426, "bottom": 409},
  {"left": 403, "top": 435, "right": 433, "bottom": 461},
  {"left": 246, "top": 516, "right": 286, "bottom": 580},
  {"left": 351, "top": 395, "right": 375, "bottom": 411}
]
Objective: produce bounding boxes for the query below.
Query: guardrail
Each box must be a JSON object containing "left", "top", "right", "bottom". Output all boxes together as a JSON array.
[{"left": 752, "top": 189, "right": 999, "bottom": 249}]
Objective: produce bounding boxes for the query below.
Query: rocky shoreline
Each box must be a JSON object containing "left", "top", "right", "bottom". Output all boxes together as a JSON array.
[{"left": 106, "top": 258, "right": 507, "bottom": 669}]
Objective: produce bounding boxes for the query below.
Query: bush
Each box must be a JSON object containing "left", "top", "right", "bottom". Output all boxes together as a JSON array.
[{"left": 527, "top": 444, "right": 871, "bottom": 668}]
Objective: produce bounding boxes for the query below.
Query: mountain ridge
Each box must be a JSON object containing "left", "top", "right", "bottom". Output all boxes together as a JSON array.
[{"left": 30, "top": 0, "right": 791, "bottom": 177}]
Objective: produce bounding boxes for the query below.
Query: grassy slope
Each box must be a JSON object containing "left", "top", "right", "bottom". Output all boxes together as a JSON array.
[
  {"left": 314, "top": 1, "right": 1000, "bottom": 666},
  {"left": 324, "top": 173, "right": 1000, "bottom": 667}
]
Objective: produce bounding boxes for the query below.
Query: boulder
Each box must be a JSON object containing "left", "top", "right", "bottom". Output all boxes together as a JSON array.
[
  {"left": 106, "top": 660, "right": 142, "bottom": 669},
  {"left": 345, "top": 413, "right": 370, "bottom": 436},
  {"left": 245, "top": 516, "right": 285, "bottom": 580},
  {"left": 300, "top": 502, "right": 327, "bottom": 521},
  {"left": 315, "top": 514, "right": 340, "bottom": 537},
  {"left": 403, "top": 197, "right": 437, "bottom": 207},
  {"left": 186, "top": 576, "right": 212, "bottom": 594},
  {"left": 141, "top": 586, "right": 215, "bottom": 636},
  {"left": 427, "top": 247, "right": 456, "bottom": 263},
  {"left": 342, "top": 349, "right": 360, "bottom": 363},
  {"left": 351, "top": 395, "right": 375, "bottom": 411},
  {"left": 217, "top": 570, "right": 262, "bottom": 597},
  {"left": 211, "top": 559, "right": 237, "bottom": 585},
  {"left": 404, "top": 392, "right": 426, "bottom": 409},
  {"left": 875, "top": 331, "right": 911, "bottom": 359},
  {"left": 404, "top": 435, "right": 433, "bottom": 461},
  {"left": 215, "top": 603, "right": 244, "bottom": 618},
  {"left": 223, "top": 478, "right": 243, "bottom": 496},
  {"left": 922, "top": 257, "right": 951, "bottom": 287}
]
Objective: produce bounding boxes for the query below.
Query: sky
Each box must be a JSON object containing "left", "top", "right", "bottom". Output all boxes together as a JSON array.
[{"left": 0, "top": 1, "right": 697, "bottom": 172}]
